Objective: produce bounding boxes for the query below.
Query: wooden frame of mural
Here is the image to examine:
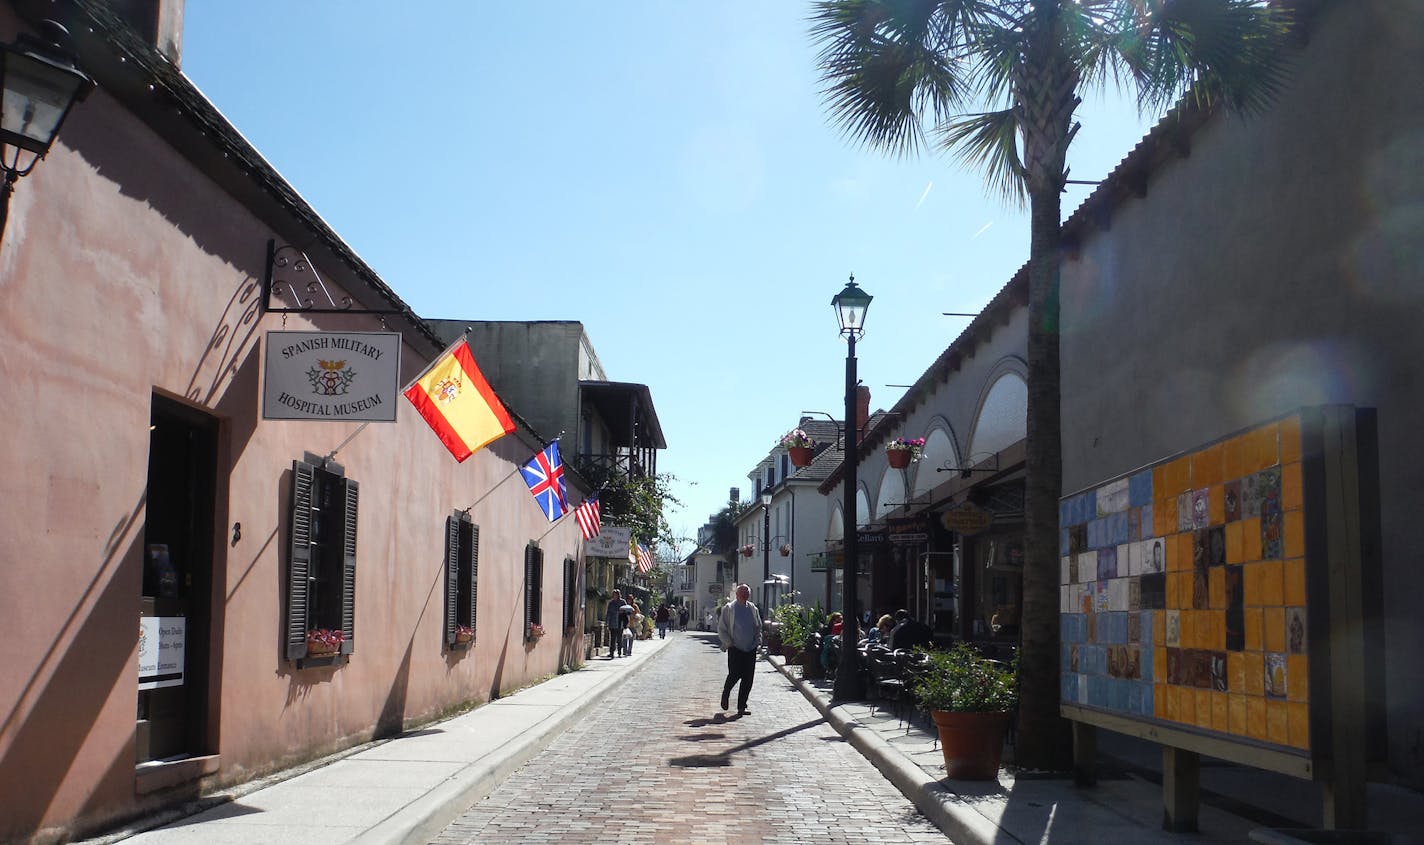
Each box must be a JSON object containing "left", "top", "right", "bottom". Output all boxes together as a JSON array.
[{"left": 1057, "top": 406, "right": 1384, "bottom": 830}]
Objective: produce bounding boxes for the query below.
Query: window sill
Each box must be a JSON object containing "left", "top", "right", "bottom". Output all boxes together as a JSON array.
[
  {"left": 297, "top": 653, "right": 346, "bottom": 669},
  {"left": 135, "top": 754, "right": 220, "bottom": 795}
]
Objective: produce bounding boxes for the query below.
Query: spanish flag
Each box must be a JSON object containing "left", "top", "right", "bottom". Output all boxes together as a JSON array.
[{"left": 403, "top": 339, "right": 515, "bottom": 462}]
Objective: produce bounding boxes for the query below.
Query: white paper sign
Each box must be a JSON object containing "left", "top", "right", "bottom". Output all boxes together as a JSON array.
[
  {"left": 262, "top": 331, "right": 402, "bottom": 421},
  {"left": 584, "top": 525, "right": 632, "bottom": 558},
  {"left": 138, "top": 616, "right": 186, "bottom": 690}
]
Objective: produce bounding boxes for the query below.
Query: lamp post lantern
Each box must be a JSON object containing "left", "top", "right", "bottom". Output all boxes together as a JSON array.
[
  {"left": 0, "top": 21, "right": 94, "bottom": 247},
  {"left": 831, "top": 275, "right": 871, "bottom": 701},
  {"left": 760, "top": 490, "right": 772, "bottom": 608}
]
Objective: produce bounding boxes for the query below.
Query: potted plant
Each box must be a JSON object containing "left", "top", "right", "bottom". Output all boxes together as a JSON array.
[
  {"left": 778, "top": 543, "right": 792, "bottom": 557},
  {"left": 911, "top": 643, "right": 1017, "bottom": 780},
  {"left": 739, "top": 544, "right": 755, "bottom": 557},
  {"left": 454, "top": 624, "right": 474, "bottom": 645},
  {"left": 885, "top": 436, "right": 926, "bottom": 468},
  {"left": 780, "top": 429, "right": 817, "bottom": 467},
  {"left": 771, "top": 603, "right": 810, "bottom": 661},
  {"left": 527, "top": 622, "right": 546, "bottom": 641},
  {"left": 306, "top": 628, "right": 344, "bottom": 657}
]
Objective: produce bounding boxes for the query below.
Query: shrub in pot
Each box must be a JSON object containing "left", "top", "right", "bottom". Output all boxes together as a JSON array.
[{"left": 911, "top": 643, "right": 1017, "bottom": 780}]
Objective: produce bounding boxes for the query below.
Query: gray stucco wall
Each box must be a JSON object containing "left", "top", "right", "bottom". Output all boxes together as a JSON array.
[{"left": 1060, "top": 1, "right": 1424, "bottom": 784}]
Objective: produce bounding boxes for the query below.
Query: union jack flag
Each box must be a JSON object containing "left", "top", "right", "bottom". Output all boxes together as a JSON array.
[
  {"left": 573, "top": 496, "right": 601, "bottom": 540},
  {"left": 520, "top": 442, "right": 568, "bottom": 521}
]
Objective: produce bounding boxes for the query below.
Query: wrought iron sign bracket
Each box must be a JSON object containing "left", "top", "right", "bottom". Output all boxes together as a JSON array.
[{"left": 262, "top": 239, "right": 408, "bottom": 316}]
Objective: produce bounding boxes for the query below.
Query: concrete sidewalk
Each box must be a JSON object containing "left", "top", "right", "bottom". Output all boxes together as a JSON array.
[
  {"left": 768, "top": 654, "right": 1424, "bottom": 845},
  {"left": 87, "top": 635, "right": 675, "bottom": 845}
]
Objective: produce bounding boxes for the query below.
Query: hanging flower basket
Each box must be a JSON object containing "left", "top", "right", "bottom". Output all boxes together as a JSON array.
[
  {"left": 780, "top": 430, "right": 816, "bottom": 467},
  {"left": 740, "top": 545, "right": 755, "bottom": 557},
  {"left": 779, "top": 544, "right": 793, "bottom": 557},
  {"left": 886, "top": 437, "right": 925, "bottom": 468},
  {"left": 887, "top": 449, "right": 912, "bottom": 468},
  {"left": 788, "top": 446, "right": 814, "bottom": 467}
]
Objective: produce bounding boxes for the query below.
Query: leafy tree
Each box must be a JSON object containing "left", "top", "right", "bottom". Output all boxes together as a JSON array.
[
  {"left": 583, "top": 469, "right": 683, "bottom": 551},
  {"left": 810, "top": 0, "right": 1292, "bottom": 768}
]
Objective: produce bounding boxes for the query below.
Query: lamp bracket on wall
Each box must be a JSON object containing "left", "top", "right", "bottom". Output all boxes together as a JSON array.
[
  {"left": 936, "top": 451, "right": 1001, "bottom": 477},
  {"left": 262, "top": 239, "right": 408, "bottom": 316}
]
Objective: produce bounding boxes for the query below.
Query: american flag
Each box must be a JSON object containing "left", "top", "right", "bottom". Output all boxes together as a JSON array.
[
  {"left": 573, "top": 496, "right": 600, "bottom": 540},
  {"left": 636, "top": 543, "right": 654, "bottom": 573},
  {"left": 520, "top": 442, "right": 568, "bottom": 521}
]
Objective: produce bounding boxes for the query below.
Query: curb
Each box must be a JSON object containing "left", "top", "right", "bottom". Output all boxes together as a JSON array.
[
  {"left": 767, "top": 654, "right": 1005, "bottom": 845},
  {"left": 358, "top": 643, "right": 672, "bottom": 845}
]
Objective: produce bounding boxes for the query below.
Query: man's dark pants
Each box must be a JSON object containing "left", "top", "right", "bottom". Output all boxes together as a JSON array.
[{"left": 722, "top": 646, "right": 756, "bottom": 710}]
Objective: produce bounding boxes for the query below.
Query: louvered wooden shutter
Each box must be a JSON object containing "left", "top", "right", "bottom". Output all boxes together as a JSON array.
[
  {"left": 563, "top": 558, "right": 577, "bottom": 631},
  {"left": 339, "top": 477, "right": 359, "bottom": 655},
  {"left": 465, "top": 523, "right": 479, "bottom": 632},
  {"left": 444, "top": 514, "right": 460, "bottom": 646},
  {"left": 524, "top": 545, "right": 535, "bottom": 634},
  {"left": 286, "top": 460, "right": 316, "bottom": 660}
]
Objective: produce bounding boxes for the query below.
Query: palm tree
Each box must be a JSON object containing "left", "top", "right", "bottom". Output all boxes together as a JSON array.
[{"left": 810, "top": 0, "right": 1292, "bottom": 769}]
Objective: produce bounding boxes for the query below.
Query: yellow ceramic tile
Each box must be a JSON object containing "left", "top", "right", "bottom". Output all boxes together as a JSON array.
[
  {"left": 1209, "top": 612, "right": 1226, "bottom": 651},
  {"left": 1156, "top": 684, "right": 1169, "bottom": 719},
  {"left": 1283, "top": 559, "right": 1307, "bottom": 606},
  {"left": 1242, "top": 517, "right": 1262, "bottom": 562},
  {"left": 1223, "top": 435, "right": 1247, "bottom": 481},
  {"left": 1226, "top": 520, "right": 1244, "bottom": 564},
  {"left": 1155, "top": 647, "right": 1167, "bottom": 682},
  {"left": 1245, "top": 608, "right": 1264, "bottom": 652},
  {"left": 1164, "top": 457, "right": 1191, "bottom": 496},
  {"left": 1227, "top": 651, "right": 1247, "bottom": 693},
  {"left": 1212, "top": 692, "right": 1230, "bottom": 732},
  {"left": 1264, "top": 607, "right": 1287, "bottom": 653},
  {"left": 1165, "top": 685, "right": 1179, "bottom": 721},
  {"left": 1179, "top": 611, "right": 1196, "bottom": 648},
  {"left": 1288, "top": 702, "right": 1311, "bottom": 750},
  {"left": 1250, "top": 424, "right": 1281, "bottom": 473},
  {"left": 1244, "top": 563, "right": 1263, "bottom": 607},
  {"left": 1245, "top": 651, "right": 1266, "bottom": 696},
  {"left": 1284, "top": 511, "right": 1305, "bottom": 559},
  {"left": 1261, "top": 560, "right": 1284, "bottom": 606},
  {"left": 1158, "top": 497, "right": 1177, "bottom": 534},
  {"left": 1153, "top": 466, "right": 1167, "bottom": 501},
  {"left": 1280, "top": 416, "right": 1303, "bottom": 465},
  {"left": 1195, "top": 690, "right": 1214, "bottom": 729},
  {"left": 1209, "top": 484, "right": 1226, "bottom": 524},
  {"left": 1287, "top": 655, "right": 1309, "bottom": 702},
  {"left": 1166, "top": 572, "right": 1180, "bottom": 609},
  {"left": 1267, "top": 700, "right": 1290, "bottom": 745},
  {"left": 1247, "top": 698, "right": 1269, "bottom": 741},
  {"left": 1229, "top": 695, "right": 1248, "bottom": 735},
  {"left": 1194, "top": 444, "right": 1224, "bottom": 488},
  {"left": 1167, "top": 533, "right": 1184, "bottom": 572},
  {"left": 1282, "top": 462, "right": 1304, "bottom": 511},
  {"left": 1209, "top": 567, "right": 1226, "bottom": 610},
  {"left": 1154, "top": 613, "right": 1166, "bottom": 645}
]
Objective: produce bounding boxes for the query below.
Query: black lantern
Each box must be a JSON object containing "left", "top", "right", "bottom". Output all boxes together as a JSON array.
[
  {"left": 0, "top": 22, "right": 94, "bottom": 242},
  {"left": 831, "top": 276, "right": 872, "bottom": 337}
]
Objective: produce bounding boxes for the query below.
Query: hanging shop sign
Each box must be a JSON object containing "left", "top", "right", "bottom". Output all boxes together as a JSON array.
[
  {"left": 262, "top": 331, "right": 402, "bottom": 421},
  {"left": 940, "top": 502, "right": 992, "bottom": 535},
  {"left": 584, "top": 525, "right": 632, "bottom": 558},
  {"left": 137, "top": 616, "right": 185, "bottom": 690},
  {"left": 887, "top": 515, "right": 931, "bottom": 545}
]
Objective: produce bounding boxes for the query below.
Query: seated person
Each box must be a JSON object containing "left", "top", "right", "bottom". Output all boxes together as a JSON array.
[
  {"left": 990, "top": 604, "right": 1020, "bottom": 637},
  {"left": 827, "top": 612, "right": 843, "bottom": 636},
  {"left": 887, "top": 609, "right": 933, "bottom": 652}
]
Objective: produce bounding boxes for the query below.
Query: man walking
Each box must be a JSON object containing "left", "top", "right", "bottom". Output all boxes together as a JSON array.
[
  {"left": 604, "top": 590, "right": 624, "bottom": 659},
  {"left": 717, "top": 584, "right": 762, "bottom": 715}
]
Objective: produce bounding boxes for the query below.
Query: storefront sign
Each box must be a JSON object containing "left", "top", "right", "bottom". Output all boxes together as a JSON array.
[
  {"left": 262, "top": 331, "right": 402, "bottom": 421},
  {"left": 940, "top": 502, "right": 992, "bottom": 535},
  {"left": 887, "top": 515, "right": 931, "bottom": 545},
  {"left": 584, "top": 525, "right": 632, "bottom": 558},
  {"left": 708, "top": 582, "right": 724, "bottom": 596},
  {"left": 138, "top": 616, "right": 185, "bottom": 690}
]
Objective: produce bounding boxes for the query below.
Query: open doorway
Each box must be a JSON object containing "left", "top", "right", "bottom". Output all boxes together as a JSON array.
[{"left": 137, "top": 394, "right": 217, "bottom": 764}]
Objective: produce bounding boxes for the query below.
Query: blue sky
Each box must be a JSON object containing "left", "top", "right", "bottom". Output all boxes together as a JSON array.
[{"left": 183, "top": 2, "right": 1157, "bottom": 550}]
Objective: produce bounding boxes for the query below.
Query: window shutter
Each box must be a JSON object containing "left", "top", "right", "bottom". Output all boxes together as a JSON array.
[
  {"left": 563, "top": 558, "right": 577, "bottom": 631},
  {"left": 339, "top": 477, "right": 359, "bottom": 655},
  {"left": 287, "top": 460, "right": 316, "bottom": 659},
  {"left": 444, "top": 513, "right": 460, "bottom": 646},
  {"left": 468, "top": 524, "right": 479, "bottom": 632},
  {"left": 524, "top": 545, "right": 535, "bottom": 634}
]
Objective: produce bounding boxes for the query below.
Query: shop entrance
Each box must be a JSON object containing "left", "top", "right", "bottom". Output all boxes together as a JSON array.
[{"left": 137, "top": 394, "right": 217, "bottom": 763}]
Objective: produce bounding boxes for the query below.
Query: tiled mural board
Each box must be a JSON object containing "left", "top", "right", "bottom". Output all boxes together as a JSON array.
[{"left": 1058, "top": 412, "right": 1316, "bottom": 756}]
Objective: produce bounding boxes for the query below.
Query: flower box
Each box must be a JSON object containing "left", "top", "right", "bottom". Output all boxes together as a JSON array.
[{"left": 306, "top": 628, "right": 344, "bottom": 657}]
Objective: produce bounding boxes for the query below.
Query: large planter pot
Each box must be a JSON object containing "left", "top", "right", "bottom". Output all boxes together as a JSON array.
[
  {"left": 801, "top": 648, "right": 824, "bottom": 679},
  {"left": 788, "top": 446, "right": 814, "bottom": 467},
  {"left": 886, "top": 449, "right": 912, "bottom": 469},
  {"left": 931, "top": 710, "right": 1011, "bottom": 780}
]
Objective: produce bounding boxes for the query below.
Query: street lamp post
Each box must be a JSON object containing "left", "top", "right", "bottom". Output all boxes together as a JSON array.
[
  {"left": 761, "top": 491, "right": 772, "bottom": 608},
  {"left": 831, "top": 275, "right": 871, "bottom": 701}
]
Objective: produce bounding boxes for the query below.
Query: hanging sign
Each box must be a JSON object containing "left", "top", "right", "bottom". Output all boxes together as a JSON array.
[
  {"left": 138, "top": 616, "right": 185, "bottom": 690},
  {"left": 940, "top": 502, "right": 992, "bottom": 535},
  {"left": 888, "top": 515, "right": 931, "bottom": 545},
  {"left": 262, "top": 331, "right": 402, "bottom": 421},
  {"left": 584, "top": 525, "right": 632, "bottom": 558}
]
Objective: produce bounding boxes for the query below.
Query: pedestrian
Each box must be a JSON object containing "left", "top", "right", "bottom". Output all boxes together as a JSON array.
[
  {"left": 621, "top": 614, "right": 635, "bottom": 656},
  {"left": 717, "top": 584, "right": 762, "bottom": 715},
  {"left": 604, "top": 590, "right": 624, "bottom": 659},
  {"left": 655, "top": 604, "right": 671, "bottom": 639},
  {"left": 679, "top": 605, "right": 689, "bottom": 631}
]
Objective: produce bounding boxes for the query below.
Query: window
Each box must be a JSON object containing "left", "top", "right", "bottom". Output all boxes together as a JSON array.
[
  {"left": 287, "top": 459, "right": 358, "bottom": 660},
  {"left": 562, "top": 557, "right": 578, "bottom": 631},
  {"left": 524, "top": 544, "right": 544, "bottom": 638},
  {"left": 444, "top": 512, "right": 479, "bottom": 648}
]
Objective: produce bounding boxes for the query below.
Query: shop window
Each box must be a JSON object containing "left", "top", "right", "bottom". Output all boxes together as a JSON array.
[
  {"left": 524, "top": 544, "right": 544, "bottom": 636},
  {"left": 287, "top": 459, "right": 358, "bottom": 660},
  {"left": 563, "top": 557, "right": 578, "bottom": 631},
  {"left": 444, "top": 512, "right": 479, "bottom": 648}
]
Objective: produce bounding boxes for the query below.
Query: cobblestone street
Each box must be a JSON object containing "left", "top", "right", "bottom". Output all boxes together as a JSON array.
[{"left": 431, "top": 632, "right": 948, "bottom": 844}]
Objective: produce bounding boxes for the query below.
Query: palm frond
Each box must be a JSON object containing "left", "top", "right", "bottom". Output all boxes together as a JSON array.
[{"left": 939, "top": 108, "right": 1026, "bottom": 204}]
